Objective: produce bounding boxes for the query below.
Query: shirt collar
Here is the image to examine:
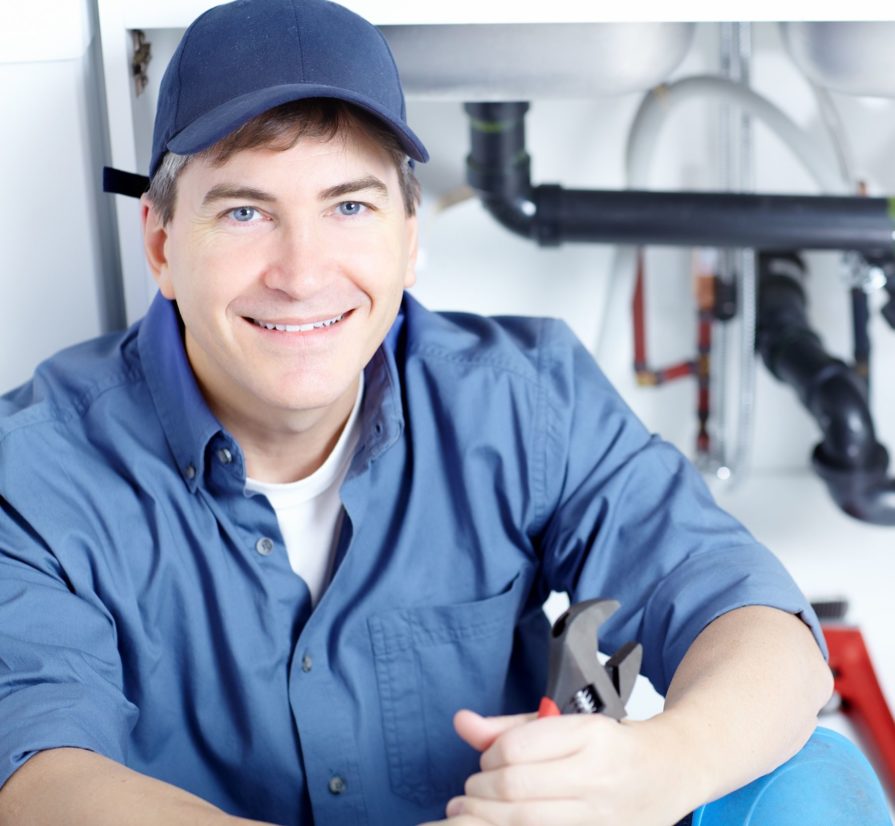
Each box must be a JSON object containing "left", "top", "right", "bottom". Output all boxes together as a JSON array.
[
  {"left": 353, "top": 299, "right": 406, "bottom": 472},
  {"left": 138, "top": 293, "right": 222, "bottom": 492}
]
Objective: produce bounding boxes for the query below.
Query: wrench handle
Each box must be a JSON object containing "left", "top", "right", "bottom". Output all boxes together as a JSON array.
[{"left": 538, "top": 696, "right": 561, "bottom": 718}]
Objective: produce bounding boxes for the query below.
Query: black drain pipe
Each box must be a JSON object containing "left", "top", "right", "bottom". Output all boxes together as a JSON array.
[
  {"left": 757, "top": 254, "right": 895, "bottom": 525},
  {"left": 464, "top": 102, "right": 895, "bottom": 256},
  {"left": 465, "top": 102, "right": 537, "bottom": 238}
]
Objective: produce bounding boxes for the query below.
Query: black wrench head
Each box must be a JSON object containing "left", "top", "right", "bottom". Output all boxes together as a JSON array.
[{"left": 544, "top": 598, "right": 643, "bottom": 720}]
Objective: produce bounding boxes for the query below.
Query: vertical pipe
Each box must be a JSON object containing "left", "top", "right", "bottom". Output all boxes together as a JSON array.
[
  {"left": 710, "top": 24, "right": 734, "bottom": 478},
  {"left": 733, "top": 24, "right": 758, "bottom": 480},
  {"left": 713, "top": 22, "right": 756, "bottom": 484}
]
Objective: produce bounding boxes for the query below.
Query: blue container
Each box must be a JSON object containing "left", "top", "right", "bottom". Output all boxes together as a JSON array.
[{"left": 692, "top": 727, "right": 892, "bottom": 825}]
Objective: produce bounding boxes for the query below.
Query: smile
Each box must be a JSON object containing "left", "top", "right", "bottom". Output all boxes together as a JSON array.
[{"left": 250, "top": 313, "right": 346, "bottom": 333}]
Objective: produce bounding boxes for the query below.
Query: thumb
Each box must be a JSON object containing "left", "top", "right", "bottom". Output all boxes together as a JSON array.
[{"left": 453, "top": 709, "right": 535, "bottom": 753}]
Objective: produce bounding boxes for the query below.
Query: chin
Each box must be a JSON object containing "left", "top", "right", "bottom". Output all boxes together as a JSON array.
[{"left": 269, "top": 385, "right": 350, "bottom": 414}]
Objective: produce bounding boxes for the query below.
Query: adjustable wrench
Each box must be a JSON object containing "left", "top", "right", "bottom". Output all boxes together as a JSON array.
[{"left": 538, "top": 598, "right": 642, "bottom": 719}]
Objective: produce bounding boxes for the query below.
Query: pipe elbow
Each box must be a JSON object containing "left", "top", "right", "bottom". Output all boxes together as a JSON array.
[
  {"left": 812, "top": 443, "right": 895, "bottom": 526},
  {"left": 809, "top": 366, "right": 895, "bottom": 525},
  {"left": 808, "top": 368, "right": 878, "bottom": 468},
  {"left": 479, "top": 196, "right": 537, "bottom": 240}
]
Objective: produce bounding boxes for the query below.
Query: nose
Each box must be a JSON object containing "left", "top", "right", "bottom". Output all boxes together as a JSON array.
[{"left": 261, "top": 220, "right": 329, "bottom": 298}]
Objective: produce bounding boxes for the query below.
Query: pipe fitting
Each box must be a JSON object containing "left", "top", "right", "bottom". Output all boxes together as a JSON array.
[{"left": 757, "top": 252, "right": 895, "bottom": 525}]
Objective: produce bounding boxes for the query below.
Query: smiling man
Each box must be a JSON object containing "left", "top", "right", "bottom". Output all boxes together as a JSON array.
[{"left": 0, "top": 1, "right": 842, "bottom": 826}]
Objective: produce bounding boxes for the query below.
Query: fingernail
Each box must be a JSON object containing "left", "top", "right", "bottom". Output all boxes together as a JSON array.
[{"left": 446, "top": 798, "right": 464, "bottom": 817}]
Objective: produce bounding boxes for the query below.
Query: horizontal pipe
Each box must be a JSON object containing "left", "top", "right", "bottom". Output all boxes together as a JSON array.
[
  {"left": 464, "top": 101, "right": 895, "bottom": 257},
  {"left": 533, "top": 186, "right": 895, "bottom": 254}
]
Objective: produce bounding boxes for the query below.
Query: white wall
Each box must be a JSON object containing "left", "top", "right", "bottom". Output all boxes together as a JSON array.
[{"left": 0, "top": 0, "right": 120, "bottom": 392}]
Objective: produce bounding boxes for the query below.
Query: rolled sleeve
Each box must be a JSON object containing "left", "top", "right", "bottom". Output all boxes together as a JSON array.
[
  {"left": 0, "top": 546, "right": 138, "bottom": 790},
  {"left": 641, "top": 543, "right": 828, "bottom": 692}
]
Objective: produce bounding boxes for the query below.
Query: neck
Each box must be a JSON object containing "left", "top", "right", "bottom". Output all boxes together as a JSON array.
[{"left": 214, "top": 379, "right": 360, "bottom": 484}]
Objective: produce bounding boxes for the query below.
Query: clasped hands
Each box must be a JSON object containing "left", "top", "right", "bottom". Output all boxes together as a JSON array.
[{"left": 418, "top": 708, "right": 696, "bottom": 826}]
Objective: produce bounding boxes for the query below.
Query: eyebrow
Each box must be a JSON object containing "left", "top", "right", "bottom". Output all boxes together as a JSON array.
[
  {"left": 201, "top": 176, "right": 390, "bottom": 208},
  {"left": 202, "top": 185, "right": 276, "bottom": 207},
  {"left": 320, "top": 176, "right": 390, "bottom": 201}
]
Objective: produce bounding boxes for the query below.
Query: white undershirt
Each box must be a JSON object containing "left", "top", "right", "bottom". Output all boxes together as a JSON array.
[{"left": 245, "top": 376, "right": 364, "bottom": 606}]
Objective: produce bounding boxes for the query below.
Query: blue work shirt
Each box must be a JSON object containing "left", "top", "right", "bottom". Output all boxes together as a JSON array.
[{"left": 0, "top": 292, "right": 824, "bottom": 825}]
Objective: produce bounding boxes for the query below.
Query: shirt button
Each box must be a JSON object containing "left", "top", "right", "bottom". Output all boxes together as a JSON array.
[
  {"left": 217, "top": 448, "right": 233, "bottom": 464},
  {"left": 328, "top": 775, "right": 347, "bottom": 795},
  {"left": 184, "top": 464, "right": 196, "bottom": 480},
  {"left": 255, "top": 537, "right": 274, "bottom": 556},
  {"left": 301, "top": 654, "right": 313, "bottom": 673}
]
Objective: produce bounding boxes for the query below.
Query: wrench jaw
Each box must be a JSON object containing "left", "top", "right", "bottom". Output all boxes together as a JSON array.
[
  {"left": 543, "top": 599, "right": 643, "bottom": 721},
  {"left": 605, "top": 640, "right": 643, "bottom": 710}
]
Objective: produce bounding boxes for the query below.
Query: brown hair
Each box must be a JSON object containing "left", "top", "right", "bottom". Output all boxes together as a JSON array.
[{"left": 146, "top": 98, "right": 421, "bottom": 225}]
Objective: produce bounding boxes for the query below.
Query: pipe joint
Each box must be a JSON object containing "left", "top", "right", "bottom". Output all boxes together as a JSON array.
[
  {"left": 757, "top": 252, "right": 895, "bottom": 524},
  {"left": 808, "top": 368, "right": 878, "bottom": 467}
]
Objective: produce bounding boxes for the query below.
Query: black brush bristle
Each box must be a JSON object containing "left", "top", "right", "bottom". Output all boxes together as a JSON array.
[{"left": 810, "top": 599, "right": 849, "bottom": 621}]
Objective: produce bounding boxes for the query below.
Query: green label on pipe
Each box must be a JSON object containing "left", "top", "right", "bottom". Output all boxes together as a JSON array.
[{"left": 469, "top": 117, "right": 515, "bottom": 134}]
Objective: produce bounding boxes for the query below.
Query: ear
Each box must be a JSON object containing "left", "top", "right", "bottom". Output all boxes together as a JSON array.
[
  {"left": 403, "top": 212, "right": 419, "bottom": 289},
  {"left": 141, "top": 195, "right": 175, "bottom": 299}
]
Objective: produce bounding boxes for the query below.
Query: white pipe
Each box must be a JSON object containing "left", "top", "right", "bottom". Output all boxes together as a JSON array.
[
  {"left": 810, "top": 82, "right": 858, "bottom": 192},
  {"left": 626, "top": 74, "right": 844, "bottom": 193}
]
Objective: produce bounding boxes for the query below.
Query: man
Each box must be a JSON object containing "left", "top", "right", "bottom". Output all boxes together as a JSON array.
[{"left": 0, "top": 1, "right": 833, "bottom": 825}]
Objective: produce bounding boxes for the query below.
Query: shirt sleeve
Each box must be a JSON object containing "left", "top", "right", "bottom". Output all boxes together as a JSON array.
[
  {"left": 0, "top": 497, "right": 139, "bottom": 791},
  {"left": 534, "top": 319, "right": 827, "bottom": 695}
]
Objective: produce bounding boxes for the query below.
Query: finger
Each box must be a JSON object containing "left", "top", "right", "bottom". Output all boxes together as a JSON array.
[
  {"left": 447, "top": 794, "right": 590, "bottom": 825},
  {"left": 453, "top": 709, "right": 535, "bottom": 753},
  {"left": 479, "top": 713, "right": 619, "bottom": 771},
  {"left": 416, "top": 817, "right": 493, "bottom": 826},
  {"left": 464, "top": 757, "right": 593, "bottom": 802}
]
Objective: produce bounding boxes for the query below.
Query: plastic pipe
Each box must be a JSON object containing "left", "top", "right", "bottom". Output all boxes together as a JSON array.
[
  {"left": 625, "top": 74, "right": 845, "bottom": 193},
  {"left": 532, "top": 187, "right": 894, "bottom": 250},
  {"left": 756, "top": 252, "right": 895, "bottom": 525}
]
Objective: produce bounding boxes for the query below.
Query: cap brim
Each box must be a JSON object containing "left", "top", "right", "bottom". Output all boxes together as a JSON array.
[{"left": 166, "top": 84, "right": 429, "bottom": 165}]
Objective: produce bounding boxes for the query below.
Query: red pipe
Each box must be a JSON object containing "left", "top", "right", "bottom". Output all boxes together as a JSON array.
[{"left": 631, "top": 250, "right": 696, "bottom": 387}]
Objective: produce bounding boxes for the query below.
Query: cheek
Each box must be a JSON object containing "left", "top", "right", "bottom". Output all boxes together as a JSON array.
[
  {"left": 340, "top": 231, "right": 411, "bottom": 292},
  {"left": 176, "top": 237, "right": 255, "bottom": 304}
]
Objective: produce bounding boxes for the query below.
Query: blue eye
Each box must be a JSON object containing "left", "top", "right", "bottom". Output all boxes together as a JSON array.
[
  {"left": 229, "top": 206, "right": 258, "bottom": 222},
  {"left": 338, "top": 201, "right": 366, "bottom": 216}
]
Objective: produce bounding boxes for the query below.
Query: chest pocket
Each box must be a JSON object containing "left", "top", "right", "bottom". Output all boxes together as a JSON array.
[{"left": 368, "top": 571, "right": 528, "bottom": 807}]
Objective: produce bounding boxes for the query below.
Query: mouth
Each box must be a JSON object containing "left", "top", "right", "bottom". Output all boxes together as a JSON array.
[{"left": 248, "top": 311, "right": 347, "bottom": 333}]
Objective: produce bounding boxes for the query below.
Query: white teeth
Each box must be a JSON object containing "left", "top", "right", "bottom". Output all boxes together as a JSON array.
[{"left": 253, "top": 313, "right": 345, "bottom": 333}]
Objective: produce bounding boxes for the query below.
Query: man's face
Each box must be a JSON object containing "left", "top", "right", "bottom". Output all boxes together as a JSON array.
[{"left": 142, "top": 126, "right": 418, "bottom": 435}]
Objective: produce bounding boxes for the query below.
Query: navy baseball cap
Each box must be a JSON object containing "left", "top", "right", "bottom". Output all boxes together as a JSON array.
[
  {"left": 105, "top": 0, "right": 428, "bottom": 197},
  {"left": 153, "top": 0, "right": 428, "bottom": 178}
]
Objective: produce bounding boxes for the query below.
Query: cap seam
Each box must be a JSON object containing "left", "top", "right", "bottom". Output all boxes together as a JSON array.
[
  {"left": 289, "top": 0, "right": 307, "bottom": 82},
  {"left": 372, "top": 24, "right": 405, "bottom": 120}
]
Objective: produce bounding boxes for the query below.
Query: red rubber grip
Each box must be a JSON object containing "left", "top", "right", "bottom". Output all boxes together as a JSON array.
[{"left": 538, "top": 696, "right": 561, "bottom": 718}]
